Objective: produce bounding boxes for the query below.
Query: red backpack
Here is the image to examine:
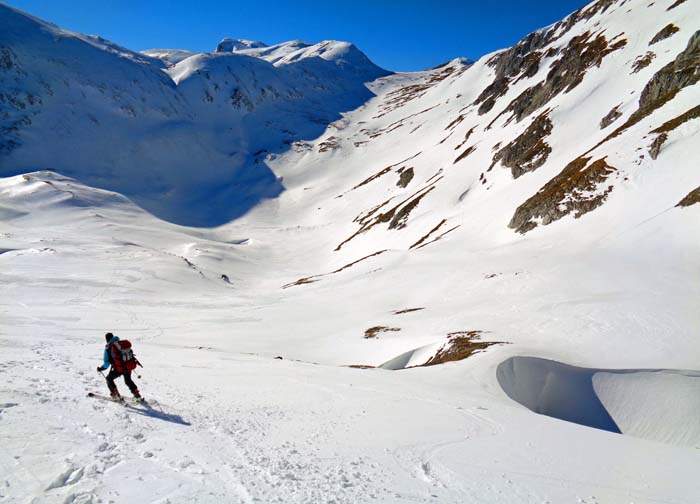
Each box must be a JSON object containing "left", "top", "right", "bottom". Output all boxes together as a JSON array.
[{"left": 109, "top": 339, "right": 138, "bottom": 372}]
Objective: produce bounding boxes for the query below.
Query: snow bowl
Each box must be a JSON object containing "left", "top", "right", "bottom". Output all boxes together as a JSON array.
[{"left": 497, "top": 356, "right": 700, "bottom": 447}]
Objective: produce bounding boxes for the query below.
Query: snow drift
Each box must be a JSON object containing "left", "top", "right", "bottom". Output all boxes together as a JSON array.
[{"left": 498, "top": 356, "right": 700, "bottom": 447}]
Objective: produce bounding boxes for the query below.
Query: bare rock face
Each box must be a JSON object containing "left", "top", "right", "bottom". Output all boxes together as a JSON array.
[
  {"left": 596, "top": 31, "right": 700, "bottom": 148},
  {"left": 492, "top": 111, "right": 553, "bottom": 178},
  {"left": 634, "top": 31, "right": 700, "bottom": 122},
  {"left": 600, "top": 104, "right": 623, "bottom": 128},
  {"left": 648, "top": 104, "right": 700, "bottom": 159},
  {"left": 504, "top": 32, "right": 627, "bottom": 122},
  {"left": 667, "top": 0, "right": 689, "bottom": 10},
  {"left": 396, "top": 167, "right": 414, "bottom": 188},
  {"left": 649, "top": 24, "right": 680, "bottom": 45},
  {"left": 677, "top": 186, "right": 700, "bottom": 207},
  {"left": 473, "top": 0, "right": 622, "bottom": 116},
  {"left": 509, "top": 157, "right": 616, "bottom": 233},
  {"left": 631, "top": 51, "right": 656, "bottom": 73},
  {"left": 648, "top": 133, "right": 668, "bottom": 159}
]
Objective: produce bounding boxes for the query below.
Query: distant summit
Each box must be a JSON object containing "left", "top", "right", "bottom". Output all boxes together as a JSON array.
[{"left": 215, "top": 38, "right": 268, "bottom": 53}]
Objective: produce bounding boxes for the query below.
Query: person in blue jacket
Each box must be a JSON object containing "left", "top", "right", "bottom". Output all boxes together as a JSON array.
[{"left": 97, "top": 332, "right": 141, "bottom": 400}]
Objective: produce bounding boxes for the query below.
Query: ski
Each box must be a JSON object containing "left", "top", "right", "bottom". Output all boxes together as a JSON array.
[{"left": 87, "top": 392, "right": 147, "bottom": 405}]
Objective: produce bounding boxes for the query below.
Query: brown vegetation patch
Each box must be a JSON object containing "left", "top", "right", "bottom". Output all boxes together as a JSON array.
[
  {"left": 376, "top": 65, "right": 466, "bottom": 117},
  {"left": 393, "top": 307, "right": 425, "bottom": 315},
  {"left": 364, "top": 326, "right": 401, "bottom": 339},
  {"left": 412, "top": 224, "right": 460, "bottom": 250},
  {"left": 509, "top": 157, "right": 617, "bottom": 233},
  {"left": 409, "top": 219, "right": 446, "bottom": 249},
  {"left": 677, "top": 186, "right": 700, "bottom": 207},
  {"left": 421, "top": 331, "right": 504, "bottom": 367},
  {"left": 353, "top": 167, "right": 391, "bottom": 190},
  {"left": 667, "top": 0, "right": 688, "bottom": 9},
  {"left": 454, "top": 127, "right": 476, "bottom": 151},
  {"left": 632, "top": 51, "right": 656, "bottom": 73},
  {"left": 651, "top": 104, "right": 700, "bottom": 133},
  {"left": 600, "top": 104, "right": 623, "bottom": 128},
  {"left": 492, "top": 110, "right": 553, "bottom": 178},
  {"left": 454, "top": 145, "right": 476, "bottom": 164},
  {"left": 445, "top": 114, "right": 465, "bottom": 130},
  {"left": 650, "top": 24, "right": 680, "bottom": 45},
  {"left": 282, "top": 250, "right": 387, "bottom": 289},
  {"left": 336, "top": 185, "right": 437, "bottom": 250}
]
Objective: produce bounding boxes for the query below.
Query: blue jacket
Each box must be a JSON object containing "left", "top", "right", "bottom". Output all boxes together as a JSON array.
[{"left": 102, "top": 335, "right": 120, "bottom": 370}]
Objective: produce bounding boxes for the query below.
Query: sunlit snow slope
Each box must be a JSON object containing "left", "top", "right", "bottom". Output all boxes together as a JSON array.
[{"left": 2, "top": 0, "right": 700, "bottom": 502}]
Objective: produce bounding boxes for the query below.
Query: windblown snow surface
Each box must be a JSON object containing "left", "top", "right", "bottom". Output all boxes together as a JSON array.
[{"left": 2, "top": 0, "right": 700, "bottom": 502}]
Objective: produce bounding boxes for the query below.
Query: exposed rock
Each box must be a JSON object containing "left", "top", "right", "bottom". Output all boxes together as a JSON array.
[
  {"left": 393, "top": 307, "right": 425, "bottom": 315},
  {"left": 364, "top": 326, "right": 400, "bottom": 339},
  {"left": 636, "top": 31, "right": 700, "bottom": 117},
  {"left": 649, "top": 24, "right": 680, "bottom": 45},
  {"left": 631, "top": 51, "right": 656, "bottom": 73},
  {"left": 597, "top": 31, "right": 700, "bottom": 148},
  {"left": 505, "top": 32, "right": 627, "bottom": 122},
  {"left": 474, "top": 0, "right": 623, "bottom": 116},
  {"left": 410, "top": 219, "right": 446, "bottom": 249},
  {"left": 648, "top": 104, "right": 700, "bottom": 159},
  {"left": 648, "top": 132, "right": 668, "bottom": 159},
  {"left": 396, "top": 167, "right": 414, "bottom": 188},
  {"left": 454, "top": 126, "right": 475, "bottom": 151},
  {"left": 454, "top": 145, "right": 476, "bottom": 164},
  {"left": 667, "top": 0, "right": 688, "bottom": 10},
  {"left": 421, "top": 331, "right": 503, "bottom": 367},
  {"left": 318, "top": 136, "right": 340, "bottom": 152},
  {"left": 492, "top": 111, "right": 553, "bottom": 178},
  {"left": 336, "top": 185, "right": 437, "bottom": 250},
  {"left": 0, "top": 46, "right": 18, "bottom": 69},
  {"left": 352, "top": 167, "right": 391, "bottom": 190},
  {"left": 677, "top": 186, "right": 700, "bottom": 207},
  {"left": 510, "top": 157, "right": 617, "bottom": 233},
  {"left": 282, "top": 250, "right": 388, "bottom": 288},
  {"left": 600, "top": 104, "right": 623, "bottom": 128}
]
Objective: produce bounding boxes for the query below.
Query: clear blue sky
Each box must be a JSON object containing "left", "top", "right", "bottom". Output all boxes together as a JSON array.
[{"left": 7, "top": 0, "right": 587, "bottom": 71}]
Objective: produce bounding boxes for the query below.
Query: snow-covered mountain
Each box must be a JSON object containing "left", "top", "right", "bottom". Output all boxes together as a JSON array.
[{"left": 2, "top": 0, "right": 700, "bottom": 502}]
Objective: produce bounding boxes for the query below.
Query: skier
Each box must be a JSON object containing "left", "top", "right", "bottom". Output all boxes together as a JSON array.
[{"left": 97, "top": 332, "right": 142, "bottom": 401}]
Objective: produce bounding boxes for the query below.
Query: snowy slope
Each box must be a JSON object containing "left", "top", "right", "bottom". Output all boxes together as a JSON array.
[{"left": 2, "top": 0, "right": 700, "bottom": 502}]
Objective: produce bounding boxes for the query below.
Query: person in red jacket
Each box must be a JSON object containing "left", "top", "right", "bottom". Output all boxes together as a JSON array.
[{"left": 97, "top": 332, "right": 142, "bottom": 401}]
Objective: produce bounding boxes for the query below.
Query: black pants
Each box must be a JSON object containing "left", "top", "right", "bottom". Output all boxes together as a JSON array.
[{"left": 106, "top": 368, "right": 139, "bottom": 397}]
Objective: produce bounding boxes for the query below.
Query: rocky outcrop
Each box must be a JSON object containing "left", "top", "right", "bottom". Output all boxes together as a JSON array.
[
  {"left": 473, "top": 0, "right": 623, "bottom": 116},
  {"left": 595, "top": 31, "right": 700, "bottom": 148},
  {"left": 667, "top": 0, "right": 688, "bottom": 11},
  {"left": 648, "top": 104, "right": 700, "bottom": 159},
  {"left": 631, "top": 51, "right": 655, "bottom": 73},
  {"left": 492, "top": 111, "right": 553, "bottom": 178},
  {"left": 649, "top": 24, "right": 680, "bottom": 45},
  {"left": 648, "top": 133, "right": 668, "bottom": 159},
  {"left": 504, "top": 32, "right": 627, "bottom": 122},
  {"left": 677, "top": 187, "right": 700, "bottom": 207},
  {"left": 421, "top": 331, "right": 502, "bottom": 367},
  {"left": 600, "top": 104, "right": 623, "bottom": 128},
  {"left": 396, "top": 167, "right": 414, "bottom": 188},
  {"left": 509, "top": 157, "right": 616, "bottom": 233}
]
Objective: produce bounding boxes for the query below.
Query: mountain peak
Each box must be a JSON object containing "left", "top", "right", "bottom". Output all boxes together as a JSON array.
[{"left": 215, "top": 38, "right": 268, "bottom": 53}]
